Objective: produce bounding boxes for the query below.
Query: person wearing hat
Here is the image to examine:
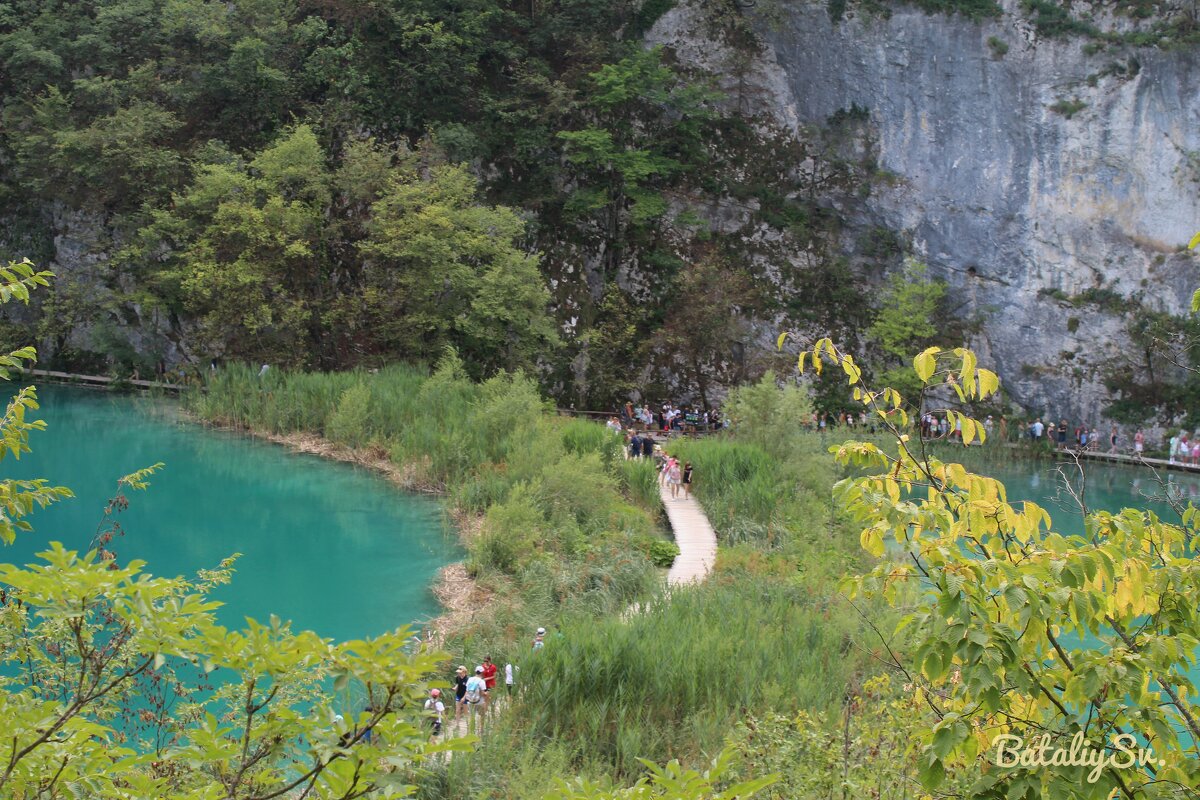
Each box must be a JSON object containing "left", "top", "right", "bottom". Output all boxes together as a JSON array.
[
  {"left": 533, "top": 627, "right": 545, "bottom": 650},
  {"left": 424, "top": 688, "right": 445, "bottom": 740},
  {"left": 464, "top": 666, "right": 488, "bottom": 734},
  {"left": 453, "top": 665, "right": 469, "bottom": 722}
]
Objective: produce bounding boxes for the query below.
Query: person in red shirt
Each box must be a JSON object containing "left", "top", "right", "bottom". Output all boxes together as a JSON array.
[{"left": 481, "top": 657, "right": 498, "bottom": 699}]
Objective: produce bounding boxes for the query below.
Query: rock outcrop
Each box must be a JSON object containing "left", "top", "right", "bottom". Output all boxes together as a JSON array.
[{"left": 653, "top": 0, "right": 1200, "bottom": 423}]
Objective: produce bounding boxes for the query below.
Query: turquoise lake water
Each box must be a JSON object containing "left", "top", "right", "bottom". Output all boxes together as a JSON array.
[
  {"left": 977, "top": 456, "right": 1200, "bottom": 536},
  {"left": 1, "top": 384, "right": 460, "bottom": 642}
]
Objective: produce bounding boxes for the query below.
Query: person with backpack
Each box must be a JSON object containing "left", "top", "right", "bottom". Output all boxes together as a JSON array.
[
  {"left": 666, "top": 459, "right": 682, "bottom": 499},
  {"left": 424, "top": 689, "right": 445, "bottom": 740},
  {"left": 465, "top": 666, "right": 488, "bottom": 734}
]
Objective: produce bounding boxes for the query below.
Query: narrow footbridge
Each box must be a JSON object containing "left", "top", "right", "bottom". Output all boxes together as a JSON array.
[{"left": 659, "top": 483, "right": 718, "bottom": 585}]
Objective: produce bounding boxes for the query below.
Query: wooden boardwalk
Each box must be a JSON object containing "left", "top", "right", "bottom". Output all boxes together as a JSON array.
[
  {"left": 659, "top": 482, "right": 718, "bottom": 585},
  {"left": 1007, "top": 443, "right": 1200, "bottom": 475},
  {"left": 17, "top": 368, "right": 189, "bottom": 392}
]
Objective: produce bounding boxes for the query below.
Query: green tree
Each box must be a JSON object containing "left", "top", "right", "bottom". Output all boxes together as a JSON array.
[
  {"left": 867, "top": 259, "right": 947, "bottom": 405},
  {"left": 788, "top": 334, "right": 1200, "bottom": 798},
  {"left": 652, "top": 253, "right": 757, "bottom": 411},
  {"left": 557, "top": 46, "right": 718, "bottom": 283},
  {"left": 355, "top": 160, "right": 559, "bottom": 374}
]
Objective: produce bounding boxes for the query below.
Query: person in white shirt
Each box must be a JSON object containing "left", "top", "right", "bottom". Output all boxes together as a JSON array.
[
  {"left": 505, "top": 662, "right": 517, "bottom": 695},
  {"left": 423, "top": 688, "right": 445, "bottom": 740}
]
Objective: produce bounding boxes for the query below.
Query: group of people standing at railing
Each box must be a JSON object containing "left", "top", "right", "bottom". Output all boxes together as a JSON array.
[
  {"left": 1027, "top": 418, "right": 1147, "bottom": 455},
  {"left": 612, "top": 401, "right": 725, "bottom": 435}
]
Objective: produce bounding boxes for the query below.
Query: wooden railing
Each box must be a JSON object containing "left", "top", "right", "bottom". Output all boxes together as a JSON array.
[{"left": 14, "top": 368, "right": 190, "bottom": 392}]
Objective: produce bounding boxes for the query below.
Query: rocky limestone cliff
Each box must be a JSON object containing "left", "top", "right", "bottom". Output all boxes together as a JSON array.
[{"left": 653, "top": 0, "right": 1200, "bottom": 426}]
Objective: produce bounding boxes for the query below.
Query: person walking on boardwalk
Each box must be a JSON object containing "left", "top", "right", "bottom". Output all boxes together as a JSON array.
[
  {"left": 667, "top": 459, "right": 682, "bottom": 499},
  {"left": 641, "top": 434, "right": 654, "bottom": 459},
  {"left": 659, "top": 456, "right": 677, "bottom": 487},
  {"left": 682, "top": 461, "right": 693, "bottom": 499},
  {"left": 1134, "top": 429, "right": 1145, "bottom": 457},
  {"left": 1109, "top": 426, "right": 1119, "bottom": 454}
]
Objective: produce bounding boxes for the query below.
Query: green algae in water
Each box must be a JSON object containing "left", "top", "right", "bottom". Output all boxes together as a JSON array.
[{"left": 1, "top": 384, "right": 460, "bottom": 642}]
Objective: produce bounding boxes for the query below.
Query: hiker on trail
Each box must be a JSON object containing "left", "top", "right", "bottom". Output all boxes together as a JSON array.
[
  {"left": 533, "top": 626, "right": 546, "bottom": 650},
  {"left": 1134, "top": 429, "right": 1145, "bottom": 456},
  {"left": 1089, "top": 427, "right": 1099, "bottom": 451},
  {"left": 424, "top": 689, "right": 445, "bottom": 739},
  {"left": 453, "top": 665, "right": 469, "bottom": 721},
  {"left": 1079, "top": 427, "right": 1089, "bottom": 449},
  {"left": 1056, "top": 420, "right": 1067, "bottom": 449},
  {"left": 682, "top": 462, "right": 693, "bottom": 499},
  {"left": 1171, "top": 432, "right": 1181, "bottom": 464},
  {"left": 465, "top": 667, "right": 488, "bottom": 733},
  {"left": 667, "top": 459, "right": 682, "bottom": 499},
  {"left": 641, "top": 434, "right": 654, "bottom": 459},
  {"left": 505, "top": 662, "right": 516, "bottom": 695},
  {"left": 1109, "top": 426, "right": 1119, "bottom": 454},
  {"left": 629, "top": 432, "right": 642, "bottom": 460},
  {"left": 482, "top": 657, "right": 498, "bottom": 700}
]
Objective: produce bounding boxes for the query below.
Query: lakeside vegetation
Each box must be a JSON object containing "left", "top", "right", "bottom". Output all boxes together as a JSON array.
[{"left": 190, "top": 359, "right": 919, "bottom": 798}]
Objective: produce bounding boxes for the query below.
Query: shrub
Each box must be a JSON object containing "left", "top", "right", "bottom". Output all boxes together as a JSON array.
[
  {"left": 987, "top": 35, "right": 1009, "bottom": 56},
  {"left": 325, "top": 381, "right": 372, "bottom": 447},
  {"left": 1049, "top": 98, "right": 1088, "bottom": 118},
  {"left": 645, "top": 538, "right": 680, "bottom": 567}
]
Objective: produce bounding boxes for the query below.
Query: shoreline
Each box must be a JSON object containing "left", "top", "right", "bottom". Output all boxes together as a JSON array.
[{"left": 183, "top": 410, "right": 486, "bottom": 643}]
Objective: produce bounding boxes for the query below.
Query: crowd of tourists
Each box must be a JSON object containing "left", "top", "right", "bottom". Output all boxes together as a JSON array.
[
  {"left": 1025, "top": 419, "right": 1148, "bottom": 455},
  {"left": 603, "top": 408, "right": 696, "bottom": 500},
  {"left": 606, "top": 401, "right": 725, "bottom": 436},
  {"left": 425, "top": 626, "right": 552, "bottom": 740}
]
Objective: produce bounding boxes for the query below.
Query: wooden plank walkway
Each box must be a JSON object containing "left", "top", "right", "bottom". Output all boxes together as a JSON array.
[
  {"left": 1007, "top": 443, "right": 1200, "bottom": 475},
  {"left": 17, "top": 368, "right": 189, "bottom": 392},
  {"left": 660, "top": 482, "right": 718, "bottom": 585}
]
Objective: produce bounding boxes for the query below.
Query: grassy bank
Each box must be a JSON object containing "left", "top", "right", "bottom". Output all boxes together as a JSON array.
[{"left": 192, "top": 355, "right": 667, "bottom": 656}]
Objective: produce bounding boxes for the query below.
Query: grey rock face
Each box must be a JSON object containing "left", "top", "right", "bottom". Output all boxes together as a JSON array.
[{"left": 656, "top": 0, "right": 1200, "bottom": 426}]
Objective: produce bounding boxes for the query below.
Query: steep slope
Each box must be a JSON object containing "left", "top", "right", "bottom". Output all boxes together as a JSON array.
[{"left": 655, "top": 0, "right": 1200, "bottom": 422}]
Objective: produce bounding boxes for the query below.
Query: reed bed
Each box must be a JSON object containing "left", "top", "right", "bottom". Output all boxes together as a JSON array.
[{"left": 512, "top": 577, "right": 866, "bottom": 775}]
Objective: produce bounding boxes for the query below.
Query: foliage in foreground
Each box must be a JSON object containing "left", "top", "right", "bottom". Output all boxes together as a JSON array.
[
  {"left": 0, "top": 264, "right": 470, "bottom": 799},
  {"left": 787, "top": 334, "right": 1200, "bottom": 798}
]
